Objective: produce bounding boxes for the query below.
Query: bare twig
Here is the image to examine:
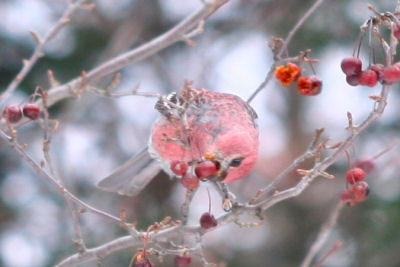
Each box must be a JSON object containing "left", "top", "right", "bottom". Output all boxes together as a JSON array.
[
  {"left": 312, "top": 240, "right": 343, "bottom": 267},
  {"left": 253, "top": 128, "right": 324, "bottom": 201},
  {"left": 301, "top": 201, "right": 345, "bottom": 267},
  {"left": 0, "top": 0, "right": 85, "bottom": 102},
  {"left": 181, "top": 189, "right": 198, "bottom": 224},
  {"left": 0, "top": 0, "right": 230, "bottom": 131},
  {"left": 0, "top": 129, "right": 123, "bottom": 225}
]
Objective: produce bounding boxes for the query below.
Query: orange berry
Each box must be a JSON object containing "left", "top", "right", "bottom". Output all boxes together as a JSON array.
[{"left": 275, "top": 62, "right": 301, "bottom": 86}]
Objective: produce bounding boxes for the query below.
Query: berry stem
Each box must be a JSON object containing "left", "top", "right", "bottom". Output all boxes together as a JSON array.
[
  {"left": 373, "top": 140, "right": 398, "bottom": 159},
  {"left": 207, "top": 187, "right": 212, "bottom": 214},
  {"left": 344, "top": 149, "right": 352, "bottom": 169},
  {"left": 353, "top": 30, "right": 365, "bottom": 58},
  {"left": 181, "top": 188, "right": 197, "bottom": 225},
  {"left": 368, "top": 20, "right": 374, "bottom": 66}
]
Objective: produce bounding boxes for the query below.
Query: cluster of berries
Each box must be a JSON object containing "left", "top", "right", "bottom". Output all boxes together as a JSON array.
[
  {"left": 340, "top": 157, "right": 374, "bottom": 206},
  {"left": 171, "top": 160, "right": 218, "bottom": 228},
  {"left": 341, "top": 56, "right": 400, "bottom": 86},
  {"left": 170, "top": 159, "right": 219, "bottom": 190},
  {"left": 1, "top": 103, "right": 40, "bottom": 123},
  {"left": 275, "top": 62, "right": 322, "bottom": 96}
]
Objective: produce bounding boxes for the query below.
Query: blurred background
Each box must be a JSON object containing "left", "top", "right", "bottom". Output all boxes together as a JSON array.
[{"left": 0, "top": 0, "right": 400, "bottom": 266}]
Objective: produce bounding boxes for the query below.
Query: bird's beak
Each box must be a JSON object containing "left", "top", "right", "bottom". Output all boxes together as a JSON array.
[
  {"left": 202, "top": 152, "right": 229, "bottom": 182},
  {"left": 215, "top": 158, "right": 230, "bottom": 182}
]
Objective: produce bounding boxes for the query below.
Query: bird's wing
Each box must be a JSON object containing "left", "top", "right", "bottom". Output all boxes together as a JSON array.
[{"left": 96, "top": 147, "right": 161, "bottom": 196}]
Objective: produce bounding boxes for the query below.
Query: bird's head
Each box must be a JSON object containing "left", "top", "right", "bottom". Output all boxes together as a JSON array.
[{"left": 197, "top": 128, "right": 259, "bottom": 183}]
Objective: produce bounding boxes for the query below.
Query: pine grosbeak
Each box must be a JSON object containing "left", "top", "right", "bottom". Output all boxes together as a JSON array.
[{"left": 97, "top": 86, "right": 259, "bottom": 196}]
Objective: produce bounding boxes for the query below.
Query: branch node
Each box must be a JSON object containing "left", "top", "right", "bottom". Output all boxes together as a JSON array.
[
  {"left": 297, "top": 168, "right": 312, "bottom": 176},
  {"left": 345, "top": 111, "right": 358, "bottom": 133},
  {"left": 48, "top": 70, "right": 60, "bottom": 87},
  {"left": 29, "top": 30, "right": 42, "bottom": 44},
  {"left": 318, "top": 170, "right": 335, "bottom": 179}
]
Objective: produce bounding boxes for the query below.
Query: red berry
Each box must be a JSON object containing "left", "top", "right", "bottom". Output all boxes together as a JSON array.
[
  {"left": 297, "top": 75, "right": 322, "bottom": 96},
  {"left": 22, "top": 103, "right": 40, "bottom": 120},
  {"left": 180, "top": 173, "right": 199, "bottom": 190},
  {"left": 194, "top": 161, "right": 218, "bottom": 179},
  {"left": 341, "top": 57, "right": 362, "bottom": 76},
  {"left": 354, "top": 157, "right": 375, "bottom": 173},
  {"left": 135, "top": 258, "right": 155, "bottom": 267},
  {"left": 346, "top": 75, "right": 359, "bottom": 86},
  {"left": 346, "top": 167, "right": 366, "bottom": 184},
  {"left": 340, "top": 181, "right": 369, "bottom": 206},
  {"left": 370, "top": 64, "right": 384, "bottom": 81},
  {"left": 170, "top": 160, "right": 188, "bottom": 176},
  {"left": 200, "top": 212, "right": 217, "bottom": 229},
  {"left": 174, "top": 255, "right": 191, "bottom": 267},
  {"left": 383, "top": 63, "right": 400, "bottom": 83},
  {"left": 3, "top": 104, "right": 22, "bottom": 123},
  {"left": 358, "top": 69, "right": 378, "bottom": 87}
]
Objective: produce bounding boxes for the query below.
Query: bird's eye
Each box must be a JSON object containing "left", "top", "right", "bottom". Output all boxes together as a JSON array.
[{"left": 230, "top": 157, "right": 244, "bottom": 167}]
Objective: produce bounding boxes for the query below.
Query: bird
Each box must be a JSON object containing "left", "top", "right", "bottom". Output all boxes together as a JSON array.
[{"left": 97, "top": 85, "right": 259, "bottom": 197}]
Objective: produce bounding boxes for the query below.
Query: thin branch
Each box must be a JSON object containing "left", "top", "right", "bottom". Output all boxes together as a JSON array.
[
  {"left": 301, "top": 201, "right": 345, "bottom": 267},
  {"left": 37, "top": 87, "right": 87, "bottom": 252},
  {"left": 253, "top": 128, "right": 324, "bottom": 201},
  {"left": 0, "top": 0, "right": 84, "bottom": 102},
  {"left": 0, "top": 129, "right": 123, "bottom": 225},
  {"left": 0, "top": 0, "right": 230, "bottom": 131},
  {"left": 312, "top": 240, "right": 343, "bottom": 267}
]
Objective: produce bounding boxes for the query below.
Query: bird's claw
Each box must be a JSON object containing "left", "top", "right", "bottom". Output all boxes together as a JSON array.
[{"left": 222, "top": 198, "right": 233, "bottom": 212}]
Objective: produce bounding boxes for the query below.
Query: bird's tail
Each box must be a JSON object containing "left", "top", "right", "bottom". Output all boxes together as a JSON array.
[{"left": 96, "top": 147, "right": 161, "bottom": 196}]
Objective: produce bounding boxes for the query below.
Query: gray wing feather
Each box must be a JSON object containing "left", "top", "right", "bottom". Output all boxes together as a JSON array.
[{"left": 96, "top": 147, "right": 161, "bottom": 196}]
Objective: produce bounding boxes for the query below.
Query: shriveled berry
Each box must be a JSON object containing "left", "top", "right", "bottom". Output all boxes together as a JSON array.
[
  {"left": 195, "top": 161, "right": 218, "bottom": 179},
  {"left": 358, "top": 69, "right": 378, "bottom": 87},
  {"left": 174, "top": 255, "right": 191, "bottom": 267},
  {"left": 354, "top": 157, "right": 375, "bottom": 173},
  {"left": 346, "top": 167, "right": 366, "bottom": 184},
  {"left": 297, "top": 75, "right": 322, "bottom": 96},
  {"left": 22, "top": 103, "right": 40, "bottom": 120},
  {"left": 341, "top": 57, "right": 362, "bottom": 76},
  {"left": 180, "top": 173, "right": 199, "bottom": 190},
  {"left": 346, "top": 75, "right": 359, "bottom": 86},
  {"left": 170, "top": 160, "right": 188, "bottom": 176},
  {"left": 135, "top": 258, "right": 155, "bottom": 267},
  {"left": 383, "top": 63, "right": 400, "bottom": 83},
  {"left": 200, "top": 212, "right": 217, "bottom": 229},
  {"left": 3, "top": 104, "right": 22, "bottom": 123},
  {"left": 340, "top": 181, "right": 369, "bottom": 206}
]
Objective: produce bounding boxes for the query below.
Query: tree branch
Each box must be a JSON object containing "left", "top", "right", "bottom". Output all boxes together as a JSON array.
[
  {"left": 0, "top": 0, "right": 230, "bottom": 130},
  {"left": 0, "top": 0, "right": 86, "bottom": 103}
]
